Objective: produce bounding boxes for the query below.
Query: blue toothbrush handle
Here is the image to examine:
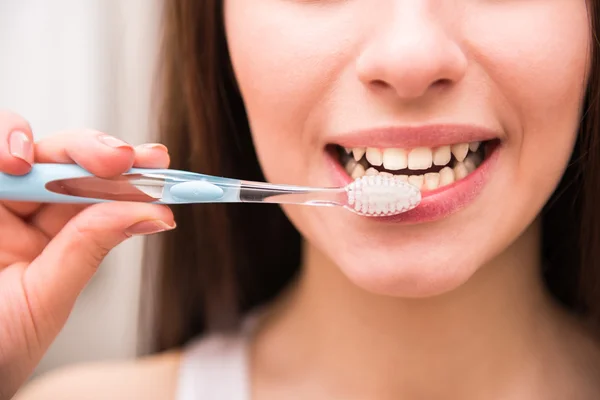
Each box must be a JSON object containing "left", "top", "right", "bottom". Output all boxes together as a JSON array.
[
  {"left": 0, "top": 163, "right": 231, "bottom": 204},
  {"left": 0, "top": 163, "right": 105, "bottom": 203},
  {"left": 0, "top": 163, "right": 180, "bottom": 204}
]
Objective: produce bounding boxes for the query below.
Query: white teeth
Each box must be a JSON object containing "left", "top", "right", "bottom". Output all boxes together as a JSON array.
[
  {"left": 451, "top": 143, "right": 469, "bottom": 162},
  {"left": 424, "top": 172, "right": 440, "bottom": 190},
  {"left": 365, "top": 148, "right": 383, "bottom": 166},
  {"left": 351, "top": 164, "right": 366, "bottom": 179},
  {"left": 439, "top": 166, "right": 455, "bottom": 187},
  {"left": 382, "top": 148, "right": 408, "bottom": 170},
  {"left": 345, "top": 158, "right": 357, "bottom": 174},
  {"left": 463, "top": 159, "right": 476, "bottom": 173},
  {"left": 353, "top": 147, "right": 366, "bottom": 161},
  {"left": 343, "top": 140, "right": 485, "bottom": 190},
  {"left": 365, "top": 167, "right": 379, "bottom": 176},
  {"left": 407, "top": 147, "right": 433, "bottom": 170},
  {"left": 453, "top": 162, "right": 469, "bottom": 180},
  {"left": 349, "top": 140, "right": 483, "bottom": 169},
  {"left": 469, "top": 141, "right": 481, "bottom": 152},
  {"left": 464, "top": 153, "right": 482, "bottom": 173},
  {"left": 432, "top": 145, "right": 451, "bottom": 166},
  {"left": 408, "top": 174, "right": 424, "bottom": 190},
  {"left": 348, "top": 167, "right": 467, "bottom": 192}
]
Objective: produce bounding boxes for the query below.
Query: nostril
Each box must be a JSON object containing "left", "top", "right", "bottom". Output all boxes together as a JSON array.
[
  {"left": 428, "top": 78, "right": 456, "bottom": 95},
  {"left": 370, "top": 79, "right": 390, "bottom": 90},
  {"left": 367, "top": 76, "right": 454, "bottom": 98},
  {"left": 432, "top": 78, "right": 452, "bottom": 88}
]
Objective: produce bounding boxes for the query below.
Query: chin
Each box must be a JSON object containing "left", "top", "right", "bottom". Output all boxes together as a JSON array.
[{"left": 332, "top": 244, "right": 482, "bottom": 298}]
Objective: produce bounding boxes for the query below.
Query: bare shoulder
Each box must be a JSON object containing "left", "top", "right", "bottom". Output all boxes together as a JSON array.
[{"left": 14, "top": 350, "right": 182, "bottom": 400}]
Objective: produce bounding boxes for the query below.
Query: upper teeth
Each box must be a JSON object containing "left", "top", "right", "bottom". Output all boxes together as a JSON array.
[
  {"left": 352, "top": 142, "right": 480, "bottom": 170},
  {"left": 407, "top": 147, "right": 432, "bottom": 170},
  {"left": 365, "top": 147, "right": 383, "bottom": 166},
  {"left": 353, "top": 147, "right": 366, "bottom": 161},
  {"left": 346, "top": 141, "right": 484, "bottom": 191},
  {"left": 451, "top": 143, "right": 469, "bottom": 162},
  {"left": 382, "top": 148, "right": 408, "bottom": 170},
  {"left": 432, "top": 145, "right": 451, "bottom": 166}
]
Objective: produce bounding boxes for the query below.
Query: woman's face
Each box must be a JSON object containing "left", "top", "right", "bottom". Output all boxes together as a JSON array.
[{"left": 224, "top": 0, "right": 591, "bottom": 297}]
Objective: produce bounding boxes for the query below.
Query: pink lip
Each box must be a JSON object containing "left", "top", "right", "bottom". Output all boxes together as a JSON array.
[
  {"left": 325, "top": 125, "right": 502, "bottom": 224},
  {"left": 329, "top": 124, "right": 501, "bottom": 149}
]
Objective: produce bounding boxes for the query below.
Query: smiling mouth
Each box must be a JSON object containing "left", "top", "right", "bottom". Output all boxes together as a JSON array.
[{"left": 333, "top": 140, "right": 498, "bottom": 192}]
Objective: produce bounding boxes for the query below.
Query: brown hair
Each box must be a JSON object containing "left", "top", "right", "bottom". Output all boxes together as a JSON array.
[{"left": 141, "top": 0, "right": 600, "bottom": 353}]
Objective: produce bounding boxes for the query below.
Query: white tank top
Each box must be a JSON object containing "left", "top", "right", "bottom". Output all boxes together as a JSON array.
[{"left": 175, "top": 315, "right": 258, "bottom": 400}]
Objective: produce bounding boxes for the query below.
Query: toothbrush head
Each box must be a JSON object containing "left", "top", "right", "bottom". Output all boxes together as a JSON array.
[{"left": 345, "top": 175, "right": 421, "bottom": 217}]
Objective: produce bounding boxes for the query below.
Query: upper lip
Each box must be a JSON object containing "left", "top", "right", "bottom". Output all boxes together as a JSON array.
[{"left": 329, "top": 124, "right": 502, "bottom": 149}]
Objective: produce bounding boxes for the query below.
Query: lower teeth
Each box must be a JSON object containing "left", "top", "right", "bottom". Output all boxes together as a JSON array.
[{"left": 343, "top": 148, "right": 484, "bottom": 191}]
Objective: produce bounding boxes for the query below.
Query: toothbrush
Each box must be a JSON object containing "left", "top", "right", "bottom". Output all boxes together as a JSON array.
[{"left": 0, "top": 163, "right": 421, "bottom": 217}]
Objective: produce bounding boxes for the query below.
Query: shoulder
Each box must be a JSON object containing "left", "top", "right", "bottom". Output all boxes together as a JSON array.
[{"left": 13, "top": 350, "right": 182, "bottom": 400}]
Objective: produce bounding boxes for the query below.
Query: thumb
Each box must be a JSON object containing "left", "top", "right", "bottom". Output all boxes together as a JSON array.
[{"left": 23, "top": 202, "right": 175, "bottom": 336}]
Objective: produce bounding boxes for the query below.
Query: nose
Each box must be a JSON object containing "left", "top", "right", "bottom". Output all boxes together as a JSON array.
[{"left": 356, "top": 5, "right": 468, "bottom": 100}]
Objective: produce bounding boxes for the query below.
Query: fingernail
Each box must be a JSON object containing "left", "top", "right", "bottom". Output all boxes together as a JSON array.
[
  {"left": 8, "top": 131, "right": 32, "bottom": 162},
  {"left": 125, "top": 220, "right": 176, "bottom": 236},
  {"left": 98, "top": 134, "right": 131, "bottom": 149},
  {"left": 141, "top": 143, "right": 168, "bottom": 152}
]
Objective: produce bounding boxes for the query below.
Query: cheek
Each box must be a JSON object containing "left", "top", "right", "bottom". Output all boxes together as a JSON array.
[
  {"left": 468, "top": 1, "right": 589, "bottom": 214},
  {"left": 224, "top": 1, "right": 352, "bottom": 184},
  {"left": 466, "top": 1, "right": 589, "bottom": 138}
]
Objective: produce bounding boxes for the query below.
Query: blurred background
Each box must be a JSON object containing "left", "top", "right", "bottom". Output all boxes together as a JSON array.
[{"left": 0, "top": 0, "right": 161, "bottom": 377}]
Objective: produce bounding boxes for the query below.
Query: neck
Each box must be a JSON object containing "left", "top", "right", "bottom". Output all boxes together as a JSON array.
[{"left": 253, "top": 219, "right": 566, "bottom": 399}]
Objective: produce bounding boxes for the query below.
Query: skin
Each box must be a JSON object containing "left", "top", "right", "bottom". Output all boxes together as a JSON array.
[
  {"left": 7, "top": 0, "right": 600, "bottom": 399},
  {"left": 231, "top": 0, "right": 599, "bottom": 399},
  {"left": 0, "top": 111, "right": 176, "bottom": 399}
]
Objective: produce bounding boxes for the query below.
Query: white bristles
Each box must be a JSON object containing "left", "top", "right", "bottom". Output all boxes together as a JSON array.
[{"left": 345, "top": 175, "right": 421, "bottom": 216}]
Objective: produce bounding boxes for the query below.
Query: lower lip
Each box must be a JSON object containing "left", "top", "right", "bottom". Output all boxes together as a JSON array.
[{"left": 325, "top": 144, "right": 500, "bottom": 224}]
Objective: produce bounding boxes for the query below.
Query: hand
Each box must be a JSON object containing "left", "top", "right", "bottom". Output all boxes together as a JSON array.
[{"left": 0, "top": 111, "right": 176, "bottom": 399}]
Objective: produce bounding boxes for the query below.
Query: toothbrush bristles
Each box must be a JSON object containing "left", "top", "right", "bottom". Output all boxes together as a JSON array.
[{"left": 345, "top": 175, "right": 421, "bottom": 217}]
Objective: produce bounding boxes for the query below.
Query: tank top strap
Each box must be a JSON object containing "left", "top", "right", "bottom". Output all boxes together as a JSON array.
[{"left": 175, "top": 312, "right": 262, "bottom": 400}]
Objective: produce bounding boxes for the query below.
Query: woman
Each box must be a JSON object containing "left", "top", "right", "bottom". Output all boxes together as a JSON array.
[{"left": 4, "top": 0, "right": 600, "bottom": 398}]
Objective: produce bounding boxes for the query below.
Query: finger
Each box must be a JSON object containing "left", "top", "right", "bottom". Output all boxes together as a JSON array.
[
  {"left": 0, "top": 206, "right": 48, "bottom": 265},
  {"left": 1, "top": 128, "right": 136, "bottom": 219},
  {"left": 6, "top": 142, "right": 170, "bottom": 221},
  {"left": 0, "top": 110, "right": 35, "bottom": 175},
  {"left": 133, "top": 143, "right": 170, "bottom": 168},
  {"left": 0, "top": 111, "right": 39, "bottom": 216},
  {"left": 23, "top": 202, "right": 175, "bottom": 337},
  {"left": 34, "top": 130, "right": 135, "bottom": 178},
  {"left": 1, "top": 201, "right": 40, "bottom": 218},
  {"left": 27, "top": 203, "right": 87, "bottom": 239},
  {"left": 26, "top": 143, "right": 170, "bottom": 232}
]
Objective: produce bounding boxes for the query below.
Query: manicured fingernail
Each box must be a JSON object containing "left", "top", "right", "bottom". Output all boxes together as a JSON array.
[
  {"left": 98, "top": 134, "right": 131, "bottom": 149},
  {"left": 125, "top": 220, "right": 176, "bottom": 236},
  {"left": 141, "top": 143, "right": 168, "bottom": 152},
  {"left": 8, "top": 131, "right": 32, "bottom": 162}
]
